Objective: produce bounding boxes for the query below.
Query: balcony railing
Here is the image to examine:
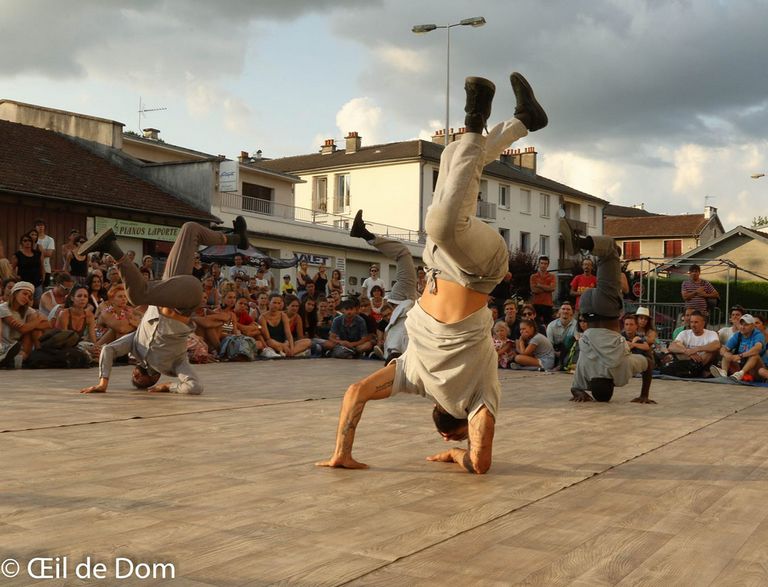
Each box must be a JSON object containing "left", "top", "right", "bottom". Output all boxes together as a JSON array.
[
  {"left": 214, "top": 192, "right": 426, "bottom": 244},
  {"left": 477, "top": 200, "right": 497, "bottom": 220}
]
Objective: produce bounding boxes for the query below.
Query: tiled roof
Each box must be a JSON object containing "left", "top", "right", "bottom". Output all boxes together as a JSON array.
[
  {"left": 259, "top": 140, "right": 608, "bottom": 205},
  {"left": 605, "top": 214, "right": 709, "bottom": 238},
  {"left": 605, "top": 203, "right": 657, "bottom": 218},
  {"left": 0, "top": 119, "right": 218, "bottom": 222}
]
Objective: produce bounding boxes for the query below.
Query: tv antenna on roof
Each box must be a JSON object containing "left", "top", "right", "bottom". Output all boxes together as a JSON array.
[
  {"left": 137, "top": 97, "right": 167, "bottom": 132},
  {"left": 705, "top": 194, "right": 716, "bottom": 206}
]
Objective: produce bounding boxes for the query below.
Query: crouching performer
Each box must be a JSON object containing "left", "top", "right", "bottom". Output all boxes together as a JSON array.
[
  {"left": 78, "top": 217, "right": 250, "bottom": 395},
  {"left": 349, "top": 209, "right": 418, "bottom": 364},
  {"left": 562, "top": 226, "right": 655, "bottom": 404},
  {"left": 317, "top": 72, "right": 547, "bottom": 473}
]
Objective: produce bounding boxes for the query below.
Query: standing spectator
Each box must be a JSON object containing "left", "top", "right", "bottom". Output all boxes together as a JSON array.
[
  {"left": 281, "top": 274, "right": 296, "bottom": 295},
  {"left": 513, "top": 318, "right": 556, "bottom": 370},
  {"left": 361, "top": 264, "right": 385, "bottom": 299},
  {"left": 210, "top": 262, "right": 224, "bottom": 288},
  {"left": 328, "top": 298, "right": 372, "bottom": 358},
  {"left": 296, "top": 260, "right": 311, "bottom": 294},
  {"left": 60, "top": 229, "right": 80, "bottom": 270},
  {"left": 718, "top": 305, "right": 744, "bottom": 345},
  {"left": 712, "top": 314, "right": 765, "bottom": 381},
  {"left": 314, "top": 263, "right": 329, "bottom": 296},
  {"left": 681, "top": 264, "right": 719, "bottom": 316},
  {"left": 570, "top": 258, "right": 596, "bottom": 311},
  {"left": 530, "top": 256, "right": 555, "bottom": 324},
  {"left": 141, "top": 255, "right": 155, "bottom": 280},
  {"left": 12, "top": 233, "right": 44, "bottom": 303},
  {"left": 329, "top": 268, "right": 344, "bottom": 296},
  {"left": 228, "top": 253, "right": 251, "bottom": 280},
  {"left": 33, "top": 219, "right": 55, "bottom": 288},
  {"left": 65, "top": 235, "right": 89, "bottom": 284},
  {"left": 546, "top": 301, "right": 577, "bottom": 369},
  {"left": 258, "top": 261, "right": 275, "bottom": 293}
]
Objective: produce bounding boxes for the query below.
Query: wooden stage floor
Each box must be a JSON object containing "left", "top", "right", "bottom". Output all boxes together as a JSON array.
[{"left": 2, "top": 360, "right": 768, "bottom": 586}]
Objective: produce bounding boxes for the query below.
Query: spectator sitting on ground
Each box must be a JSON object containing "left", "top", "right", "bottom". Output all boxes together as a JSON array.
[
  {"left": 621, "top": 314, "right": 651, "bottom": 355},
  {"left": 667, "top": 310, "right": 720, "bottom": 375},
  {"left": 711, "top": 314, "right": 765, "bottom": 381},
  {"left": 0, "top": 282, "right": 51, "bottom": 368},
  {"left": 368, "top": 285, "right": 386, "bottom": 321},
  {"left": 328, "top": 298, "right": 372, "bottom": 359},
  {"left": 315, "top": 296, "right": 334, "bottom": 341},
  {"left": 257, "top": 261, "right": 275, "bottom": 293},
  {"left": 40, "top": 272, "right": 75, "bottom": 320},
  {"left": 250, "top": 291, "right": 269, "bottom": 321},
  {"left": 95, "top": 284, "right": 140, "bottom": 345},
  {"left": 502, "top": 298, "right": 521, "bottom": 341},
  {"left": 361, "top": 264, "right": 385, "bottom": 299},
  {"left": 328, "top": 290, "right": 342, "bottom": 316},
  {"left": 672, "top": 307, "right": 694, "bottom": 339},
  {"left": 54, "top": 284, "right": 100, "bottom": 362},
  {"left": 299, "top": 296, "right": 319, "bottom": 339},
  {"left": 85, "top": 272, "right": 107, "bottom": 314},
  {"left": 513, "top": 318, "right": 556, "bottom": 371},
  {"left": 374, "top": 302, "right": 393, "bottom": 354},
  {"left": 681, "top": 264, "right": 719, "bottom": 316},
  {"left": 546, "top": 301, "right": 577, "bottom": 369},
  {"left": 570, "top": 258, "right": 596, "bottom": 311},
  {"left": 299, "top": 281, "right": 318, "bottom": 303},
  {"left": 488, "top": 303, "right": 499, "bottom": 322},
  {"left": 530, "top": 256, "right": 556, "bottom": 325},
  {"left": 358, "top": 297, "right": 383, "bottom": 359},
  {"left": 233, "top": 296, "right": 266, "bottom": 349},
  {"left": 520, "top": 304, "right": 546, "bottom": 335},
  {"left": 2, "top": 277, "right": 18, "bottom": 304},
  {"left": 492, "top": 321, "right": 515, "bottom": 369},
  {"left": 259, "top": 293, "right": 311, "bottom": 357},
  {"left": 284, "top": 294, "right": 308, "bottom": 341},
  {"left": 0, "top": 258, "right": 14, "bottom": 282},
  {"left": 88, "top": 254, "right": 103, "bottom": 273},
  {"left": 253, "top": 267, "right": 270, "bottom": 293},
  {"left": 635, "top": 307, "right": 658, "bottom": 348},
  {"left": 718, "top": 305, "right": 745, "bottom": 345},
  {"left": 281, "top": 274, "right": 296, "bottom": 295},
  {"left": 106, "top": 266, "right": 122, "bottom": 287},
  {"left": 192, "top": 252, "right": 206, "bottom": 279},
  {"left": 201, "top": 273, "right": 220, "bottom": 310},
  {"left": 139, "top": 267, "right": 152, "bottom": 281}
]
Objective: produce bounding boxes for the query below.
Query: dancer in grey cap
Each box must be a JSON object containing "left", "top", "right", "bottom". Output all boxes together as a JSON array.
[
  {"left": 79, "top": 217, "right": 250, "bottom": 394},
  {"left": 560, "top": 223, "right": 655, "bottom": 404},
  {"left": 317, "top": 72, "right": 547, "bottom": 474}
]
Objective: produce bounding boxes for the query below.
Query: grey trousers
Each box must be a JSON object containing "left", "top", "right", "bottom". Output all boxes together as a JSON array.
[
  {"left": 119, "top": 222, "right": 224, "bottom": 314},
  {"left": 578, "top": 236, "right": 624, "bottom": 319},
  {"left": 423, "top": 119, "right": 527, "bottom": 294},
  {"left": 370, "top": 236, "right": 417, "bottom": 303}
]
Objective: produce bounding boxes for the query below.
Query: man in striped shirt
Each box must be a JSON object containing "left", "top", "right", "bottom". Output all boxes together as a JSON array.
[{"left": 681, "top": 264, "right": 719, "bottom": 316}]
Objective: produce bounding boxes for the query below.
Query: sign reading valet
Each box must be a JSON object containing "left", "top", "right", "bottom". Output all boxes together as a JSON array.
[{"left": 94, "top": 217, "right": 180, "bottom": 243}]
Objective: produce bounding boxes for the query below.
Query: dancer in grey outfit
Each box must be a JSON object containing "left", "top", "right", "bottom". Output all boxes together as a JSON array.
[
  {"left": 79, "top": 218, "right": 250, "bottom": 394},
  {"left": 318, "top": 72, "right": 547, "bottom": 474},
  {"left": 560, "top": 226, "right": 655, "bottom": 404}
]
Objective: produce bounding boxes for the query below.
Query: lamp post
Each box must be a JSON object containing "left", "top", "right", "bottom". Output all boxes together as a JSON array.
[
  {"left": 412, "top": 16, "right": 487, "bottom": 146},
  {"left": 751, "top": 173, "right": 765, "bottom": 179}
]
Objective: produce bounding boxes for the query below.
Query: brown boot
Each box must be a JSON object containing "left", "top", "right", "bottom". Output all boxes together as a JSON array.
[
  {"left": 464, "top": 77, "right": 495, "bottom": 133},
  {"left": 510, "top": 72, "right": 548, "bottom": 132}
]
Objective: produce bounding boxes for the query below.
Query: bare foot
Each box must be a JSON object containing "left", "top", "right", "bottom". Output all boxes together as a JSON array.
[
  {"left": 631, "top": 396, "right": 657, "bottom": 404},
  {"left": 570, "top": 389, "right": 594, "bottom": 402},
  {"left": 80, "top": 385, "right": 107, "bottom": 394}
]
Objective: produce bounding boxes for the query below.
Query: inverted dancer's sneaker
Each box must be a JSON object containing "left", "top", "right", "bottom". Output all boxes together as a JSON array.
[{"left": 464, "top": 76, "right": 495, "bottom": 133}]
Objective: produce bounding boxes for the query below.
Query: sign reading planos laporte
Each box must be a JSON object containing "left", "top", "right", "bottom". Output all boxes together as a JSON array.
[{"left": 94, "top": 217, "right": 180, "bottom": 243}]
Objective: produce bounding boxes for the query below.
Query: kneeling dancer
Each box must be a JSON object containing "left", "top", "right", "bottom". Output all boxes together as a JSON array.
[
  {"left": 79, "top": 218, "right": 250, "bottom": 394},
  {"left": 562, "top": 226, "right": 655, "bottom": 404},
  {"left": 317, "top": 72, "right": 547, "bottom": 473}
]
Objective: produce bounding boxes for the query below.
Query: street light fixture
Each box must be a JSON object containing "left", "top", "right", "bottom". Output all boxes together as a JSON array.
[
  {"left": 751, "top": 173, "right": 765, "bottom": 179},
  {"left": 412, "top": 16, "right": 487, "bottom": 146}
]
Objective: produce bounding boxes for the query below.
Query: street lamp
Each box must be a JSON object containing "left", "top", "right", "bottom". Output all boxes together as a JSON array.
[
  {"left": 751, "top": 173, "right": 765, "bottom": 179},
  {"left": 412, "top": 16, "right": 487, "bottom": 146}
]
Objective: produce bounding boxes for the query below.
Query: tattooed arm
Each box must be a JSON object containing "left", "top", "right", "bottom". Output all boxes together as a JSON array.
[
  {"left": 316, "top": 362, "right": 396, "bottom": 470},
  {"left": 426, "top": 406, "right": 495, "bottom": 474}
]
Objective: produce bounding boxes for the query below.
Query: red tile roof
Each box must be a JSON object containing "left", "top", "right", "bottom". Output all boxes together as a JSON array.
[
  {"left": 0, "top": 119, "right": 218, "bottom": 222},
  {"left": 605, "top": 214, "right": 709, "bottom": 238}
]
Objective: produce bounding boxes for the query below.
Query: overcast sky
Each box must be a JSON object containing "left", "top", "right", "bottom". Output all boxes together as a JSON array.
[{"left": 2, "top": 0, "right": 767, "bottom": 230}]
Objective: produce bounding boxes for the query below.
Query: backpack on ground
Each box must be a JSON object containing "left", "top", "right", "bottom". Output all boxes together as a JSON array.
[{"left": 24, "top": 347, "right": 91, "bottom": 369}]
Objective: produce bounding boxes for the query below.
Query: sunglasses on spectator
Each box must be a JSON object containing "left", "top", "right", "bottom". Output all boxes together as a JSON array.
[
  {"left": 370, "top": 269, "right": 378, "bottom": 273},
  {"left": 522, "top": 311, "right": 534, "bottom": 316}
]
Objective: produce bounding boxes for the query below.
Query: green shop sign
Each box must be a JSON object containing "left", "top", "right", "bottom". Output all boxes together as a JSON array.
[{"left": 95, "top": 217, "right": 180, "bottom": 243}]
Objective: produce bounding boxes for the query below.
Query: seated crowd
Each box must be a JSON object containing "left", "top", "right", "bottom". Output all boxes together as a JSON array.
[{"left": 2, "top": 226, "right": 767, "bottom": 385}]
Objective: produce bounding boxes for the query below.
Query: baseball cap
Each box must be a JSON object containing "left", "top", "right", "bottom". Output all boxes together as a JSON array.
[{"left": 740, "top": 314, "right": 756, "bottom": 324}]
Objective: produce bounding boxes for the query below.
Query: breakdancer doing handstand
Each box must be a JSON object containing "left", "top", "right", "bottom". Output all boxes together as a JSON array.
[
  {"left": 317, "top": 72, "right": 547, "bottom": 474},
  {"left": 78, "top": 217, "right": 250, "bottom": 395},
  {"left": 560, "top": 223, "right": 655, "bottom": 404}
]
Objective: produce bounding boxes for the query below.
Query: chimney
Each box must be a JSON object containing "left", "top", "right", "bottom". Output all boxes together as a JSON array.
[
  {"left": 704, "top": 205, "right": 717, "bottom": 219},
  {"left": 254, "top": 149, "right": 263, "bottom": 161},
  {"left": 632, "top": 203, "right": 645, "bottom": 210},
  {"left": 239, "top": 150, "right": 250, "bottom": 163},
  {"left": 321, "top": 138, "right": 337, "bottom": 155},
  {"left": 520, "top": 146, "right": 537, "bottom": 174},
  {"left": 451, "top": 127, "right": 466, "bottom": 142},
  {"left": 142, "top": 127, "right": 160, "bottom": 140},
  {"left": 431, "top": 129, "right": 445, "bottom": 144},
  {"left": 345, "top": 131, "right": 362, "bottom": 154}
]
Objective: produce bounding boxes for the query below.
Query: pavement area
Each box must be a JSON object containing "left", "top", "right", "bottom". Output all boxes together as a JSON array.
[{"left": 3, "top": 360, "right": 768, "bottom": 586}]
